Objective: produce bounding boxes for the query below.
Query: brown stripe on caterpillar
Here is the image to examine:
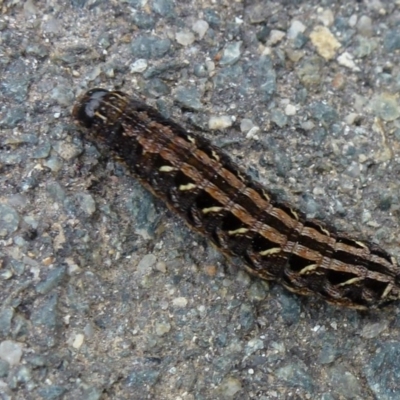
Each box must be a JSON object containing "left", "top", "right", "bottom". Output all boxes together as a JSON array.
[{"left": 73, "top": 88, "right": 400, "bottom": 309}]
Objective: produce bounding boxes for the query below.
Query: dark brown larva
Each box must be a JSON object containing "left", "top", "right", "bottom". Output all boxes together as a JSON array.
[{"left": 72, "top": 88, "right": 400, "bottom": 309}]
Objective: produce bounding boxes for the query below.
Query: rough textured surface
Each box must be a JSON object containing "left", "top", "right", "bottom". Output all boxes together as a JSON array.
[{"left": 1, "top": 1, "right": 400, "bottom": 399}]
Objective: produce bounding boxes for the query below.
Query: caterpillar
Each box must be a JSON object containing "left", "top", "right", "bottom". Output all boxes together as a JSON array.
[{"left": 72, "top": 88, "right": 400, "bottom": 309}]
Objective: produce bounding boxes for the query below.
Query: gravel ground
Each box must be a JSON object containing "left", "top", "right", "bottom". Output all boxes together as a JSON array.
[{"left": 2, "top": 1, "right": 400, "bottom": 399}]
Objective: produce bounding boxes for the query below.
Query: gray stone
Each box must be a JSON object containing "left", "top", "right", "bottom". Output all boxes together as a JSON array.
[
  {"left": 384, "top": 29, "right": 400, "bottom": 52},
  {"left": 309, "top": 102, "right": 339, "bottom": 126},
  {"left": 37, "top": 385, "right": 67, "bottom": 400},
  {"left": 76, "top": 193, "right": 96, "bottom": 216},
  {"left": 0, "top": 107, "right": 25, "bottom": 129},
  {"left": 328, "top": 366, "right": 362, "bottom": 397},
  {"left": 131, "top": 36, "right": 171, "bottom": 59},
  {"left": 369, "top": 93, "right": 400, "bottom": 121},
  {"left": 50, "top": 86, "right": 74, "bottom": 106},
  {"left": 217, "top": 376, "right": 242, "bottom": 398},
  {"left": 275, "top": 361, "right": 314, "bottom": 392},
  {"left": 239, "top": 303, "right": 255, "bottom": 332},
  {"left": 220, "top": 41, "right": 242, "bottom": 66},
  {"left": 296, "top": 56, "right": 323, "bottom": 87},
  {"left": 144, "top": 78, "right": 170, "bottom": 98},
  {"left": 151, "top": 0, "right": 175, "bottom": 17},
  {"left": 46, "top": 181, "right": 66, "bottom": 203},
  {"left": 36, "top": 266, "right": 67, "bottom": 295},
  {"left": 174, "top": 86, "right": 203, "bottom": 111},
  {"left": 0, "top": 359, "right": 9, "bottom": 378},
  {"left": 364, "top": 341, "right": 400, "bottom": 399},
  {"left": 52, "top": 140, "right": 83, "bottom": 161},
  {"left": 137, "top": 254, "right": 157, "bottom": 275},
  {"left": 270, "top": 108, "right": 288, "bottom": 127},
  {"left": 43, "top": 156, "right": 63, "bottom": 173},
  {"left": 31, "top": 294, "right": 61, "bottom": 329},
  {"left": 0, "top": 307, "right": 14, "bottom": 337},
  {"left": 203, "top": 8, "right": 220, "bottom": 28},
  {"left": 0, "top": 204, "right": 19, "bottom": 238},
  {"left": 132, "top": 11, "right": 155, "bottom": 30}
]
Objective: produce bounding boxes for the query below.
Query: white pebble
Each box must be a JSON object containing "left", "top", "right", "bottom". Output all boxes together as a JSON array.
[
  {"left": 284, "top": 104, "right": 297, "bottom": 116},
  {"left": 172, "top": 297, "right": 188, "bottom": 307},
  {"left": 72, "top": 334, "right": 85, "bottom": 349},
  {"left": 301, "top": 120, "right": 315, "bottom": 131},
  {"left": 130, "top": 59, "right": 148, "bottom": 73},
  {"left": 208, "top": 115, "right": 234, "bottom": 130},
  {"left": 175, "top": 30, "right": 195, "bottom": 46},
  {"left": 287, "top": 20, "right": 306, "bottom": 39},
  {"left": 240, "top": 118, "right": 255, "bottom": 132},
  {"left": 205, "top": 60, "right": 215, "bottom": 73},
  {"left": 0, "top": 340, "right": 23, "bottom": 366},
  {"left": 318, "top": 8, "right": 334, "bottom": 26},
  {"left": 348, "top": 14, "right": 358, "bottom": 27},
  {"left": 246, "top": 126, "right": 260, "bottom": 140},
  {"left": 337, "top": 51, "right": 360, "bottom": 71},
  {"left": 192, "top": 20, "right": 209, "bottom": 39}
]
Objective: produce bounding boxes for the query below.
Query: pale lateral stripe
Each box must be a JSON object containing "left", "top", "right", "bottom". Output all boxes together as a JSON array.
[
  {"left": 337, "top": 277, "right": 364, "bottom": 287},
  {"left": 159, "top": 165, "right": 176, "bottom": 172},
  {"left": 382, "top": 283, "right": 393, "bottom": 298},
  {"left": 94, "top": 111, "right": 108, "bottom": 121},
  {"left": 202, "top": 206, "right": 224, "bottom": 214},
  {"left": 228, "top": 227, "right": 249, "bottom": 235},
  {"left": 179, "top": 183, "right": 197, "bottom": 191},
  {"left": 299, "top": 264, "right": 318, "bottom": 274},
  {"left": 259, "top": 247, "right": 282, "bottom": 256}
]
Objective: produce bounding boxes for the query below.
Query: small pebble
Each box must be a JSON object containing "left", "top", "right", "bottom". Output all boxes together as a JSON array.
[
  {"left": 240, "top": 118, "right": 255, "bottom": 133},
  {"left": 318, "top": 8, "right": 334, "bottom": 26},
  {"left": 172, "top": 297, "right": 188, "bottom": 308},
  {"left": 208, "top": 115, "right": 234, "bottom": 130},
  {"left": 175, "top": 30, "right": 195, "bottom": 46},
  {"left": 345, "top": 113, "right": 359, "bottom": 125},
  {"left": 360, "top": 322, "right": 388, "bottom": 339},
  {"left": 369, "top": 93, "right": 400, "bottom": 121},
  {"left": 0, "top": 340, "right": 23, "bottom": 366},
  {"left": 309, "top": 26, "right": 341, "bottom": 60},
  {"left": 192, "top": 20, "right": 209, "bottom": 39},
  {"left": 130, "top": 59, "right": 148, "bottom": 73},
  {"left": 287, "top": 20, "right": 306, "bottom": 39},
  {"left": 348, "top": 14, "right": 358, "bottom": 28},
  {"left": 245, "top": 338, "right": 264, "bottom": 355},
  {"left": 220, "top": 41, "right": 242, "bottom": 66},
  {"left": 268, "top": 29, "right": 285, "bottom": 45},
  {"left": 137, "top": 254, "right": 157, "bottom": 275},
  {"left": 155, "top": 261, "right": 167, "bottom": 273},
  {"left": 357, "top": 15, "right": 373, "bottom": 37},
  {"left": 337, "top": 52, "right": 360, "bottom": 71},
  {"left": 217, "top": 376, "right": 242, "bottom": 397},
  {"left": 72, "top": 333, "right": 85, "bottom": 349},
  {"left": 0, "top": 204, "right": 19, "bottom": 238},
  {"left": 155, "top": 322, "right": 171, "bottom": 336},
  {"left": 284, "top": 104, "right": 297, "bottom": 116}
]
